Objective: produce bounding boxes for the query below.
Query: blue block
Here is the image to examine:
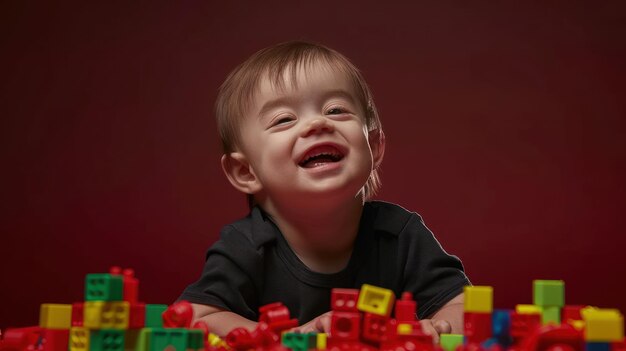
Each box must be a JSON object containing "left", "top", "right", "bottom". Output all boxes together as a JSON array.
[
  {"left": 586, "top": 342, "right": 610, "bottom": 351},
  {"left": 492, "top": 309, "right": 513, "bottom": 347}
]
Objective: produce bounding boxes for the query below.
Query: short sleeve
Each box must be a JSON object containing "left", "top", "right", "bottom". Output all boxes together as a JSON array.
[
  {"left": 401, "top": 214, "right": 470, "bottom": 319},
  {"left": 178, "top": 226, "right": 264, "bottom": 321}
]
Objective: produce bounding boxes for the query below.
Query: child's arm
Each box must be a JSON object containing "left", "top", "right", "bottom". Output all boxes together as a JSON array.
[
  {"left": 191, "top": 303, "right": 258, "bottom": 337},
  {"left": 421, "top": 292, "right": 465, "bottom": 341}
]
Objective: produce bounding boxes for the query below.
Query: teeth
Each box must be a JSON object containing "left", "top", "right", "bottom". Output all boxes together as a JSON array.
[{"left": 299, "top": 145, "right": 344, "bottom": 167}]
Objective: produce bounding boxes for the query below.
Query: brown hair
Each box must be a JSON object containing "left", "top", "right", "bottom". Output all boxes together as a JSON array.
[{"left": 215, "top": 40, "right": 383, "bottom": 200}]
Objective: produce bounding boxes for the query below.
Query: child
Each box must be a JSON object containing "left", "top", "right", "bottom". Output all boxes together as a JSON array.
[{"left": 178, "top": 41, "right": 470, "bottom": 341}]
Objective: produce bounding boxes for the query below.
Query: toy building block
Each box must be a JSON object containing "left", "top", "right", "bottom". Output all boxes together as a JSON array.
[
  {"left": 464, "top": 312, "right": 492, "bottom": 344},
  {"left": 510, "top": 312, "right": 541, "bottom": 341},
  {"left": 316, "top": 333, "right": 327, "bottom": 350},
  {"left": 517, "top": 323, "right": 583, "bottom": 351},
  {"left": 128, "top": 303, "right": 146, "bottom": 329},
  {"left": 439, "top": 334, "right": 464, "bottom": 351},
  {"left": 541, "top": 306, "right": 561, "bottom": 325},
  {"left": 492, "top": 309, "right": 512, "bottom": 347},
  {"left": 563, "top": 305, "right": 585, "bottom": 321},
  {"left": 357, "top": 284, "right": 395, "bottom": 317},
  {"left": 162, "top": 301, "right": 193, "bottom": 328},
  {"left": 72, "top": 303, "right": 85, "bottom": 327},
  {"left": 581, "top": 308, "right": 624, "bottom": 342},
  {"left": 1, "top": 327, "right": 44, "bottom": 351},
  {"left": 463, "top": 286, "right": 493, "bottom": 313},
  {"left": 331, "top": 289, "right": 360, "bottom": 312},
  {"left": 110, "top": 267, "right": 139, "bottom": 304},
  {"left": 330, "top": 312, "right": 361, "bottom": 341},
  {"left": 585, "top": 342, "right": 610, "bottom": 351},
  {"left": 281, "top": 332, "right": 317, "bottom": 351},
  {"left": 258, "top": 302, "right": 298, "bottom": 333},
  {"left": 124, "top": 329, "right": 151, "bottom": 351},
  {"left": 515, "top": 304, "right": 542, "bottom": 315},
  {"left": 149, "top": 328, "right": 203, "bottom": 351},
  {"left": 85, "top": 274, "right": 124, "bottom": 302},
  {"left": 208, "top": 333, "right": 229, "bottom": 349},
  {"left": 69, "top": 327, "right": 90, "bottom": 351},
  {"left": 145, "top": 305, "right": 168, "bottom": 328},
  {"left": 40, "top": 329, "right": 70, "bottom": 351},
  {"left": 395, "top": 292, "right": 417, "bottom": 322},
  {"left": 362, "top": 313, "right": 390, "bottom": 344},
  {"left": 40, "top": 304, "right": 72, "bottom": 329},
  {"left": 533, "top": 280, "right": 565, "bottom": 307},
  {"left": 84, "top": 301, "right": 130, "bottom": 329},
  {"left": 90, "top": 329, "right": 125, "bottom": 351}
]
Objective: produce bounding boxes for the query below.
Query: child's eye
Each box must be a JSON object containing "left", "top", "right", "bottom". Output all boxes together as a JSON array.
[
  {"left": 327, "top": 107, "right": 348, "bottom": 115},
  {"left": 272, "top": 116, "right": 294, "bottom": 126}
]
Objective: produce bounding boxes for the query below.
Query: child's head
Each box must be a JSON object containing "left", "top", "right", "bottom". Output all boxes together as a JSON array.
[{"left": 216, "top": 41, "right": 385, "bottom": 205}]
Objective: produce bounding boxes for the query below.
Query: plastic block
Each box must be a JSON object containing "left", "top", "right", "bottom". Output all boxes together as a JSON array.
[
  {"left": 563, "top": 305, "right": 585, "bottom": 321},
  {"left": 362, "top": 313, "right": 390, "bottom": 344},
  {"left": 516, "top": 304, "right": 542, "bottom": 315},
  {"left": 316, "top": 333, "right": 327, "bottom": 350},
  {"left": 149, "top": 328, "right": 196, "bottom": 351},
  {"left": 258, "top": 302, "right": 298, "bottom": 333},
  {"left": 330, "top": 312, "right": 361, "bottom": 341},
  {"left": 356, "top": 284, "right": 395, "bottom": 317},
  {"left": 533, "top": 280, "right": 565, "bottom": 307},
  {"left": 541, "top": 306, "right": 561, "bottom": 325},
  {"left": 491, "top": 309, "right": 512, "bottom": 347},
  {"left": 281, "top": 332, "right": 317, "bottom": 351},
  {"left": 84, "top": 302, "right": 129, "bottom": 329},
  {"left": 128, "top": 303, "right": 146, "bottom": 329},
  {"left": 162, "top": 301, "right": 193, "bottom": 328},
  {"left": 395, "top": 292, "right": 417, "bottom": 322},
  {"left": 331, "top": 289, "right": 360, "bottom": 312},
  {"left": 510, "top": 312, "right": 541, "bottom": 340},
  {"left": 41, "top": 329, "right": 70, "bottom": 351},
  {"left": 72, "top": 303, "right": 85, "bottom": 327},
  {"left": 145, "top": 305, "right": 168, "bottom": 328},
  {"left": 89, "top": 329, "right": 125, "bottom": 351},
  {"left": 208, "top": 333, "right": 228, "bottom": 349},
  {"left": 464, "top": 286, "right": 493, "bottom": 313},
  {"left": 40, "top": 304, "right": 72, "bottom": 329},
  {"left": 586, "top": 343, "right": 611, "bottom": 351},
  {"left": 464, "top": 312, "right": 492, "bottom": 344},
  {"left": 0, "top": 326, "right": 43, "bottom": 351},
  {"left": 70, "top": 327, "right": 90, "bottom": 351},
  {"left": 85, "top": 274, "right": 124, "bottom": 302},
  {"left": 110, "top": 267, "right": 139, "bottom": 304},
  {"left": 439, "top": 334, "right": 464, "bottom": 351},
  {"left": 582, "top": 308, "right": 624, "bottom": 342}
]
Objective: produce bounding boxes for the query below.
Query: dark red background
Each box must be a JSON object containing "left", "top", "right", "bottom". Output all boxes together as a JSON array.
[{"left": 1, "top": 2, "right": 625, "bottom": 329}]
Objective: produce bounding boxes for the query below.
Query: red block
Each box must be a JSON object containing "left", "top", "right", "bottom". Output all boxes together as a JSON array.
[
  {"left": 464, "top": 312, "right": 492, "bottom": 344},
  {"left": 331, "top": 311, "right": 361, "bottom": 341},
  {"left": 162, "top": 300, "right": 193, "bottom": 328},
  {"left": 562, "top": 305, "right": 585, "bottom": 322},
  {"left": 510, "top": 312, "right": 541, "bottom": 341},
  {"left": 331, "top": 288, "right": 360, "bottom": 312},
  {"left": 258, "top": 302, "right": 298, "bottom": 333},
  {"left": 395, "top": 292, "right": 417, "bottom": 322},
  {"left": 110, "top": 266, "right": 139, "bottom": 303},
  {"left": 41, "top": 329, "right": 69, "bottom": 351},
  {"left": 0, "top": 327, "right": 42, "bottom": 351},
  {"left": 519, "top": 324, "right": 583, "bottom": 351},
  {"left": 71, "top": 302, "right": 84, "bottom": 327},
  {"left": 129, "top": 302, "right": 146, "bottom": 329},
  {"left": 362, "top": 313, "right": 390, "bottom": 344}
]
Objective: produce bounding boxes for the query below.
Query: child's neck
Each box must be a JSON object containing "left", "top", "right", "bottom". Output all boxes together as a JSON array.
[{"left": 260, "top": 195, "right": 364, "bottom": 274}]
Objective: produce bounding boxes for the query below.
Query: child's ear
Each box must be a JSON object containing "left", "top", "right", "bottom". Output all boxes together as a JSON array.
[
  {"left": 221, "top": 152, "right": 263, "bottom": 194},
  {"left": 369, "top": 128, "right": 386, "bottom": 169}
]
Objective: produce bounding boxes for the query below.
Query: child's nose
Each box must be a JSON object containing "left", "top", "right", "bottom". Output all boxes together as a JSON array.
[{"left": 300, "top": 117, "right": 334, "bottom": 138}]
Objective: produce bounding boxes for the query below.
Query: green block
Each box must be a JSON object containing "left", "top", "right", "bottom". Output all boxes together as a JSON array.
[
  {"left": 282, "top": 332, "right": 317, "bottom": 351},
  {"left": 440, "top": 334, "right": 464, "bottom": 351},
  {"left": 86, "top": 274, "right": 124, "bottom": 301},
  {"left": 541, "top": 306, "right": 561, "bottom": 325},
  {"left": 145, "top": 305, "right": 167, "bottom": 328},
  {"left": 150, "top": 328, "right": 194, "bottom": 351},
  {"left": 533, "top": 280, "right": 565, "bottom": 307},
  {"left": 187, "top": 330, "right": 203, "bottom": 350},
  {"left": 124, "top": 329, "right": 151, "bottom": 351},
  {"left": 90, "top": 329, "right": 126, "bottom": 351}
]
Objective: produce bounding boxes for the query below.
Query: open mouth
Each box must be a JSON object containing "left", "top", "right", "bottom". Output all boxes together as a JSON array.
[{"left": 298, "top": 144, "right": 345, "bottom": 169}]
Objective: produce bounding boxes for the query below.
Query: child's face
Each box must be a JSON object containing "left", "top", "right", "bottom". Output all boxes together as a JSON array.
[{"left": 226, "top": 61, "right": 382, "bottom": 206}]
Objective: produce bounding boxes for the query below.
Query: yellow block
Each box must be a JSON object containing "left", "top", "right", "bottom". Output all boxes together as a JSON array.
[
  {"left": 357, "top": 284, "right": 395, "bottom": 317},
  {"left": 515, "top": 304, "right": 542, "bottom": 315},
  {"left": 84, "top": 301, "right": 129, "bottom": 329},
  {"left": 464, "top": 286, "right": 493, "bottom": 313},
  {"left": 40, "top": 304, "right": 72, "bottom": 329},
  {"left": 582, "top": 308, "right": 624, "bottom": 342},
  {"left": 397, "top": 323, "right": 413, "bottom": 335},
  {"left": 316, "top": 333, "right": 327, "bottom": 350},
  {"left": 69, "top": 327, "right": 90, "bottom": 351},
  {"left": 208, "top": 333, "right": 229, "bottom": 349}
]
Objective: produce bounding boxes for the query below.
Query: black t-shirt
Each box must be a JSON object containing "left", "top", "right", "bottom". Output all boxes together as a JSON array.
[{"left": 179, "top": 201, "right": 470, "bottom": 324}]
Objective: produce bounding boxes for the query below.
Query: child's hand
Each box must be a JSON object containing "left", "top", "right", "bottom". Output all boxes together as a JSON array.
[
  {"left": 290, "top": 311, "right": 333, "bottom": 333},
  {"left": 419, "top": 319, "right": 452, "bottom": 344}
]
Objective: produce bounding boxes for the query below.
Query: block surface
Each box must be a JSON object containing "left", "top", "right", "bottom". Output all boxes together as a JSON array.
[
  {"left": 40, "top": 304, "right": 72, "bottom": 329},
  {"left": 85, "top": 274, "right": 123, "bottom": 302},
  {"left": 464, "top": 286, "right": 493, "bottom": 313},
  {"left": 356, "top": 284, "right": 395, "bottom": 317},
  {"left": 533, "top": 280, "right": 565, "bottom": 307}
]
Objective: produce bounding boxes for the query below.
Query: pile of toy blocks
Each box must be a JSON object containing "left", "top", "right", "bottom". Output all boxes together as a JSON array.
[
  {"left": 0, "top": 267, "right": 228, "bottom": 351},
  {"left": 437, "top": 280, "right": 626, "bottom": 351},
  {"left": 2, "top": 268, "right": 626, "bottom": 351}
]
